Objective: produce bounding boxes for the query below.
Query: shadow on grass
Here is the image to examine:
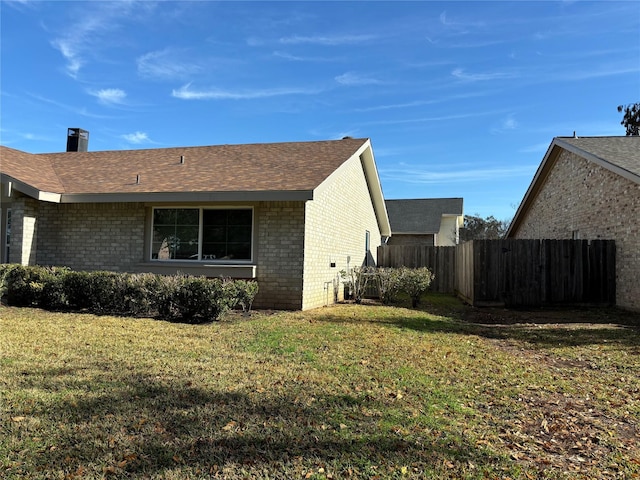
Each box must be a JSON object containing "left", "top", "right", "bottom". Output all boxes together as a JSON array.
[
  {"left": 4, "top": 370, "right": 504, "bottom": 478},
  {"left": 315, "top": 300, "right": 640, "bottom": 350}
]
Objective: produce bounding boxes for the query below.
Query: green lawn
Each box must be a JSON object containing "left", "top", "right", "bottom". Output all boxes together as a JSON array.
[{"left": 1, "top": 298, "right": 639, "bottom": 479}]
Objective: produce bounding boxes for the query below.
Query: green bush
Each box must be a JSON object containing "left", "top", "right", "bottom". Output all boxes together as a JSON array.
[
  {"left": 224, "top": 279, "right": 259, "bottom": 314},
  {"left": 397, "top": 267, "right": 435, "bottom": 308},
  {"left": 0, "top": 264, "right": 253, "bottom": 323},
  {"left": 374, "top": 268, "right": 402, "bottom": 305}
]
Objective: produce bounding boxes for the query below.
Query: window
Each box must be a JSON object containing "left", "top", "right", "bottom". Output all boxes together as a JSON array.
[
  {"left": 365, "top": 230, "right": 371, "bottom": 266},
  {"left": 152, "top": 208, "right": 252, "bottom": 261}
]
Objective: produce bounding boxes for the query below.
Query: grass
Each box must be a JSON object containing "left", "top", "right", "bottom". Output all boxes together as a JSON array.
[{"left": 1, "top": 296, "right": 639, "bottom": 479}]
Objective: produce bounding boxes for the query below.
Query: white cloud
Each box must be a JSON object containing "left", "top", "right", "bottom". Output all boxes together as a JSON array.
[
  {"left": 49, "top": 2, "right": 149, "bottom": 79},
  {"left": 334, "top": 72, "right": 383, "bottom": 86},
  {"left": 279, "top": 34, "right": 376, "bottom": 46},
  {"left": 490, "top": 114, "right": 519, "bottom": 134},
  {"left": 172, "top": 83, "right": 321, "bottom": 100},
  {"left": 451, "top": 68, "right": 516, "bottom": 82},
  {"left": 380, "top": 164, "right": 537, "bottom": 185},
  {"left": 122, "top": 132, "right": 151, "bottom": 144},
  {"left": 90, "top": 88, "right": 127, "bottom": 105},
  {"left": 137, "top": 49, "right": 203, "bottom": 80}
]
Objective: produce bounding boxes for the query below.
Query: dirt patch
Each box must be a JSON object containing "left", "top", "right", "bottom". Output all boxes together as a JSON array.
[{"left": 462, "top": 305, "right": 640, "bottom": 326}]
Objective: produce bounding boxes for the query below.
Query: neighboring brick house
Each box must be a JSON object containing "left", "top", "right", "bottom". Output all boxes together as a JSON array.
[
  {"left": 385, "top": 198, "right": 464, "bottom": 246},
  {"left": 0, "top": 134, "right": 390, "bottom": 310},
  {"left": 507, "top": 136, "right": 640, "bottom": 311}
]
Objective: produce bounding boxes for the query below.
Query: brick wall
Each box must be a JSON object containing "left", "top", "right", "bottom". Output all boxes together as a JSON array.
[
  {"left": 302, "top": 155, "right": 382, "bottom": 310},
  {"left": 8, "top": 196, "right": 39, "bottom": 265},
  {"left": 512, "top": 150, "right": 640, "bottom": 311},
  {"left": 35, "top": 202, "right": 146, "bottom": 271},
  {"left": 253, "top": 201, "right": 305, "bottom": 310}
]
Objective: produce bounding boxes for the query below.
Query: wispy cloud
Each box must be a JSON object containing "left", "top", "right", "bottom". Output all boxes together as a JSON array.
[
  {"left": 89, "top": 88, "right": 127, "bottom": 105},
  {"left": 490, "top": 114, "right": 519, "bottom": 134},
  {"left": 380, "top": 164, "right": 536, "bottom": 185},
  {"left": 49, "top": 2, "right": 150, "bottom": 78},
  {"left": 279, "top": 34, "right": 376, "bottom": 46},
  {"left": 172, "top": 83, "right": 322, "bottom": 100},
  {"left": 137, "top": 49, "right": 203, "bottom": 80},
  {"left": 335, "top": 72, "right": 383, "bottom": 86},
  {"left": 451, "top": 68, "right": 517, "bottom": 82},
  {"left": 272, "top": 51, "right": 338, "bottom": 62},
  {"left": 122, "top": 131, "right": 151, "bottom": 144},
  {"left": 26, "top": 92, "right": 116, "bottom": 119}
]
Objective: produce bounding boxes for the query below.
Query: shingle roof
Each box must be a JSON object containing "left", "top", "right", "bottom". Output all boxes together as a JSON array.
[
  {"left": 0, "top": 138, "right": 369, "bottom": 196},
  {"left": 385, "top": 198, "right": 463, "bottom": 234},
  {"left": 556, "top": 136, "right": 640, "bottom": 180}
]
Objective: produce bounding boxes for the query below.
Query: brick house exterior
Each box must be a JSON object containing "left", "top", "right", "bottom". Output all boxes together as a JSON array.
[
  {"left": 507, "top": 136, "right": 640, "bottom": 311},
  {"left": 0, "top": 138, "right": 390, "bottom": 310}
]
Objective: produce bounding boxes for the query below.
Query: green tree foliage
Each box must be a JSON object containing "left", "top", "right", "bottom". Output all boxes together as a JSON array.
[
  {"left": 618, "top": 103, "right": 640, "bottom": 136},
  {"left": 459, "top": 214, "right": 510, "bottom": 241}
]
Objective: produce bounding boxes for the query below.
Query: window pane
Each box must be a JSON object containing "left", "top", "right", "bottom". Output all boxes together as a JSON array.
[
  {"left": 202, "top": 209, "right": 252, "bottom": 260},
  {"left": 152, "top": 209, "right": 199, "bottom": 260},
  {"left": 153, "top": 209, "right": 176, "bottom": 225}
]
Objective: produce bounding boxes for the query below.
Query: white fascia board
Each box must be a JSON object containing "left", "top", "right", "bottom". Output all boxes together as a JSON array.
[
  {"left": 357, "top": 140, "right": 392, "bottom": 237},
  {"left": 0, "top": 174, "right": 61, "bottom": 203}
]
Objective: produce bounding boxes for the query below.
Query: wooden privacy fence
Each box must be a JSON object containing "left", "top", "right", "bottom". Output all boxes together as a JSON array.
[
  {"left": 376, "top": 245, "right": 456, "bottom": 294},
  {"left": 378, "top": 239, "right": 616, "bottom": 307}
]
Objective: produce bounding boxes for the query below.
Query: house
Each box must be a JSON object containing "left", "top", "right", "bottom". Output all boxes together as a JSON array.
[
  {"left": 385, "top": 198, "right": 464, "bottom": 246},
  {"left": 0, "top": 131, "right": 391, "bottom": 310},
  {"left": 506, "top": 136, "right": 640, "bottom": 311}
]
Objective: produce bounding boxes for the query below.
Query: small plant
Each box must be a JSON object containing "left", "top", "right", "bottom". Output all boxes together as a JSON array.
[
  {"left": 375, "top": 267, "right": 402, "bottom": 305},
  {"left": 397, "top": 266, "right": 435, "bottom": 308},
  {"left": 340, "top": 266, "right": 373, "bottom": 304}
]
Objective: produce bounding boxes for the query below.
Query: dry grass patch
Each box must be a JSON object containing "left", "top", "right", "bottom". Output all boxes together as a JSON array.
[{"left": 1, "top": 300, "right": 639, "bottom": 479}]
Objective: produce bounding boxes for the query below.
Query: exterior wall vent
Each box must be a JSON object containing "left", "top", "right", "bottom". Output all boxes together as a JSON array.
[{"left": 67, "top": 128, "right": 89, "bottom": 152}]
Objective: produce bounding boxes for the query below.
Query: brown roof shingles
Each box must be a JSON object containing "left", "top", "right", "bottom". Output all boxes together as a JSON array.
[
  {"left": 1, "top": 138, "right": 369, "bottom": 195},
  {"left": 0, "top": 146, "right": 65, "bottom": 192}
]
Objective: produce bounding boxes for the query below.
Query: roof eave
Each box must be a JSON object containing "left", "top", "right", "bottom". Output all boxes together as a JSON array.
[{"left": 58, "top": 190, "right": 315, "bottom": 204}]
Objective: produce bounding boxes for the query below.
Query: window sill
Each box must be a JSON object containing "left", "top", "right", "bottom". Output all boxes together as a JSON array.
[{"left": 136, "top": 262, "right": 256, "bottom": 279}]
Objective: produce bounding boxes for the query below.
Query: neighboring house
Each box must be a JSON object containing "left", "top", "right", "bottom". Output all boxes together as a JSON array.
[
  {"left": 0, "top": 132, "right": 390, "bottom": 310},
  {"left": 507, "top": 136, "right": 640, "bottom": 311},
  {"left": 385, "top": 198, "right": 464, "bottom": 246}
]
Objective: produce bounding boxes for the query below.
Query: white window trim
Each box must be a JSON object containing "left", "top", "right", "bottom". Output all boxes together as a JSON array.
[{"left": 150, "top": 206, "right": 254, "bottom": 263}]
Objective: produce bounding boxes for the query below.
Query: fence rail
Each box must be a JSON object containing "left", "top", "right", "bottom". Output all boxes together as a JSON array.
[{"left": 378, "top": 239, "right": 616, "bottom": 307}]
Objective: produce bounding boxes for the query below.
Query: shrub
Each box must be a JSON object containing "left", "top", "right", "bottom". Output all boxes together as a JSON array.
[
  {"left": 341, "top": 266, "right": 374, "bottom": 304},
  {"left": 39, "top": 267, "right": 70, "bottom": 310},
  {"left": 3, "top": 265, "right": 47, "bottom": 307},
  {"left": 0, "top": 264, "right": 255, "bottom": 323},
  {"left": 233, "top": 280, "right": 259, "bottom": 314},
  {"left": 170, "top": 275, "right": 225, "bottom": 323},
  {"left": 375, "top": 268, "right": 402, "bottom": 305},
  {"left": 397, "top": 267, "right": 435, "bottom": 308}
]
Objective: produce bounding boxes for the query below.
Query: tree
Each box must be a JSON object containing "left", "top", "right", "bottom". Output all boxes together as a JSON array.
[
  {"left": 617, "top": 103, "right": 640, "bottom": 136},
  {"left": 459, "top": 214, "right": 510, "bottom": 242}
]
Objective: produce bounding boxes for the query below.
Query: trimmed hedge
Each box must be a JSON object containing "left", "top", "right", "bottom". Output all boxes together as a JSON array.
[{"left": 0, "top": 264, "right": 259, "bottom": 323}]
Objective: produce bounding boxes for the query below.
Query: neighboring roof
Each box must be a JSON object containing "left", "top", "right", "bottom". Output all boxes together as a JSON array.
[
  {"left": 507, "top": 136, "right": 640, "bottom": 237},
  {"left": 385, "top": 198, "right": 463, "bottom": 234}
]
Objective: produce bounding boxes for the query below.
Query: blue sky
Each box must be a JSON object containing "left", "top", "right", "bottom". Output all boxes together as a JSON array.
[{"left": 1, "top": 1, "right": 639, "bottom": 220}]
